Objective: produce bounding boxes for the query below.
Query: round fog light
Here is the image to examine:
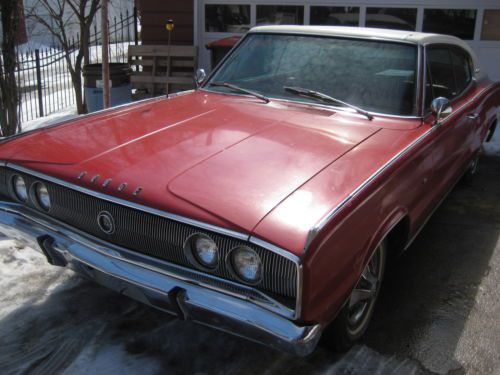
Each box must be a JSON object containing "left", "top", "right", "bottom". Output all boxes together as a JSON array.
[
  {"left": 35, "top": 183, "right": 51, "bottom": 211},
  {"left": 230, "top": 247, "right": 262, "bottom": 284},
  {"left": 13, "top": 176, "right": 28, "bottom": 202},
  {"left": 185, "top": 234, "right": 219, "bottom": 270}
]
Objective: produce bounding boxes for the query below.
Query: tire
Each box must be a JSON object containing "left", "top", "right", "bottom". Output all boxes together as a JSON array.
[{"left": 322, "top": 241, "right": 387, "bottom": 351}]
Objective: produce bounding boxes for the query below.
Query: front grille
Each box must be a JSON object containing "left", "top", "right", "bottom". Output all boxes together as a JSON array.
[{"left": 3, "top": 168, "right": 298, "bottom": 300}]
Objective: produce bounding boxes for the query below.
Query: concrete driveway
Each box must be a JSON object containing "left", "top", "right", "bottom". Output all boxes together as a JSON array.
[{"left": 0, "top": 135, "right": 499, "bottom": 375}]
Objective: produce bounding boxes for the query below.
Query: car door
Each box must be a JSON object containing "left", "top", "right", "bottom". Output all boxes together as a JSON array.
[{"left": 425, "top": 44, "right": 478, "bottom": 198}]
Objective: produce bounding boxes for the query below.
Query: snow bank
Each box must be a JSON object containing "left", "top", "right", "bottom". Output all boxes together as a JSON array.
[
  {"left": 484, "top": 121, "right": 500, "bottom": 156},
  {"left": 21, "top": 108, "right": 77, "bottom": 132}
]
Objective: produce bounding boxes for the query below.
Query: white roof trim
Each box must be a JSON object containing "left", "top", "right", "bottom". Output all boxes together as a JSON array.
[{"left": 250, "top": 25, "right": 466, "bottom": 47}]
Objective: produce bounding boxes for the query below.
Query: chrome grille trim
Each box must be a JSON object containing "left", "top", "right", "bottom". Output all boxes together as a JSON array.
[
  {"left": 6, "top": 163, "right": 248, "bottom": 240},
  {"left": 3, "top": 163, "right": 301, "bottom": 316},
  {"left": 250, "top": 236, "right": 303, "bottom": 319}
]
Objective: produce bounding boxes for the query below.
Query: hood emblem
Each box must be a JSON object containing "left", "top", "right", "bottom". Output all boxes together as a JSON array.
[
  {"left": 97, "top": 211, "right": 116, "bottom": 234},
  {"left": 77, "top": 172, "right": 142, "bottom": 196}
]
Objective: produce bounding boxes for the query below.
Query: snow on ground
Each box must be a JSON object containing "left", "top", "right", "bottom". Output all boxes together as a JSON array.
[
  {"left": 17, "top": 41, "right": 133, "bottom": 125},
  {"left": 0, "top": 238, "right": 162, "bottom": 375},
  {"left": 484, "top": 121, "right": 500, "bottom": 156},
  {"left": 0, "top": 234, "right": 429, "bottom": 374},
  {"left": 17, "top": 42, "right": 60, "bottom": 56},
  {"left": 21, "top": 108, "right": 78, "bottom": 132}
]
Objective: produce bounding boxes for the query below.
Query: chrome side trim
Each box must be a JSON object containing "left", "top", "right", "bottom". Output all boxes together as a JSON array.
[
  {"left": 304, "top": 126, "right": 433, "bottom": 250},
  {"left": 249, "top": 236, "right": 301, "bottom": 263},
  {"left": 249, "top": 236, "right": 303, "bottom": 319},
  {"left": 6, "top": 163, "right": 249, "bottom": 241}
]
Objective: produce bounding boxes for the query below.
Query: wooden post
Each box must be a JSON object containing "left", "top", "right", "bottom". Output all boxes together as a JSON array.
[
  {"left": 133, "top": 6, "right": 139, "bottom": 46},
  {"left": 165, "top": 19, "right": 174, "bottom": 95},
  {"left": 101, "top": 0, "right": 110, "bottom": 108}
]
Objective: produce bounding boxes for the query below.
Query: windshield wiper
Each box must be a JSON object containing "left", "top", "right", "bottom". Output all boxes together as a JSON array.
[
  {"left": 284, "top": 86, "right": 373, "bottom": 120},
  {"left": 209, "top": 81, "right": 270, "bottom": 103}
]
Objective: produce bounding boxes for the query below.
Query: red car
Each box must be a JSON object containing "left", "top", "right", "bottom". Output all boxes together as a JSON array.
[{"left": 0, "top": 26, "right": 498, "bottom": 356}]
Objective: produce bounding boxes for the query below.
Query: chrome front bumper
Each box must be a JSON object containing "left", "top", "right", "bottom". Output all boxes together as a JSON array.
[{"left": 0, "top": 201, "right": 321, "bottom": 356}]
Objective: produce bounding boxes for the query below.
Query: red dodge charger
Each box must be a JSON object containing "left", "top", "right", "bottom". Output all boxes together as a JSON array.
[{"left": 0, "top": 26, "right": 498, "bottom": 355}]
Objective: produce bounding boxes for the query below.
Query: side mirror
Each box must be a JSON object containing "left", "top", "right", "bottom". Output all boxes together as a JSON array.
[
  {"left": 431, "top": 97, "right": 452, "bottom": 125},
  {"left": 195, "top": 68, "right": 206, "bottom": 88}
]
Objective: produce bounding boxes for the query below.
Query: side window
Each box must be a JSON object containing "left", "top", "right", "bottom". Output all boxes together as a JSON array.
[
  {"left": 450, "top": 48, "right": 472, "bottom": 95},
  {"left": 427, "top": 47, "right": 456, "bottom": 99},
  {"left": 424, "top": 64, "right": 434, "bottom": 110}
]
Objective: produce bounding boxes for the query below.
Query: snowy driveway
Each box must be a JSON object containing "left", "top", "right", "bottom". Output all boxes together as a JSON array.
[{"left": 0, "top": 136, "right": 499, "bottom": 375}]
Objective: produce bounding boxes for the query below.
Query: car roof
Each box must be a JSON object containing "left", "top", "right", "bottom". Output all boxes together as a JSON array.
[{"left": 250, "top": 25, "right": 470, "bottom": 48}]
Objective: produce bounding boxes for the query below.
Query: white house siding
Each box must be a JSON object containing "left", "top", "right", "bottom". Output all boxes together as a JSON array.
[{"left": 194, "top": 0, "right": 500, "bottom": 81}]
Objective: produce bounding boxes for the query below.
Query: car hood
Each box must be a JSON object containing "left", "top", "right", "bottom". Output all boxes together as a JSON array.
[{"left": 1, "top": 91, "right": 380, "bottom": 233}]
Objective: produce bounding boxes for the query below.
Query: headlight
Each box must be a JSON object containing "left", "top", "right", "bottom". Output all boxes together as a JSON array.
[
  {"left": 230, "top": 247, "right": 262, "bottom": 284},
  {"left": 185, "top": 234, "right": 219, "bottom": 270},
  {"left": 34, "top": 182, "right": 51, "bottom": 211},
  {"left": 12, "top": 176, "right": 28, "bottom": 202}
]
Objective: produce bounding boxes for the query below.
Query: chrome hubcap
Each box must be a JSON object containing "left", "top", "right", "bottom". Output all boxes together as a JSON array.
[
  {"left": 348, "top": 247, "right": 382, "bottom": 331},
  {"left": 470, "top": 158, "right": 478, "bottom": 175}
]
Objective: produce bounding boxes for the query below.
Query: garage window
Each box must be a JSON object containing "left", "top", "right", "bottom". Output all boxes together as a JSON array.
[
  {"left": 423, "top": 9, "right": 477, "bottom": 40},
  {"left": 366, "top": 7, "right": 417, "bottom": 31},
  {"left": 205, "top": 5, "right": 251, "bottom": 32},
  {"left": 256, "top": 5, "right": 304, "bottom": 25},
  {"left": 481, "top": 10, "right": 500, "bottom": 41},
  {"left": 310, "top": 7, "right": 360, "bottom": 26}
]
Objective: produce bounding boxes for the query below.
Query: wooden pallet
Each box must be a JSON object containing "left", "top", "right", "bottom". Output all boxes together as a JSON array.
[{"left": 128, "top": 45, "right": 197, "bottom": 97}]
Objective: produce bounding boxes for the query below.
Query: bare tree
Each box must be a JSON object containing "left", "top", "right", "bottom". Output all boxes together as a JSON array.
[
  {"left": 27, "top": 0, "right": 100, "bottom": 114},
  {"left": 0, "top": 0, "right": 21, "bottom": 136}
]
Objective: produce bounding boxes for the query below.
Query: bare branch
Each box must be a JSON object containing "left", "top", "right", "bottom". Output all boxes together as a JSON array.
[{"left": 24, "top": 0, "right": 102, "bottom": 114}]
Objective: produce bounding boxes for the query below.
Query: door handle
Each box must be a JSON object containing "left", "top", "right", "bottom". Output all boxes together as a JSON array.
[{"left": 467, "top": 113, "right": 479, "bottom": 120}]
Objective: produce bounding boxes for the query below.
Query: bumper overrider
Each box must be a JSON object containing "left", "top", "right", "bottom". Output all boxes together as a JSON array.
[{"left": 0, "top": 201, "right": 321, "bottom": 356}]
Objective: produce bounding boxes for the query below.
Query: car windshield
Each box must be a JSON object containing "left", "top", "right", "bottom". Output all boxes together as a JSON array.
[{"left": 206, "top": 33, "right": 418, "bottom": 116}]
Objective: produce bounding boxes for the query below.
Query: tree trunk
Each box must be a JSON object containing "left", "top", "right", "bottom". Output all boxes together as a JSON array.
[
  {"left": 81, "top": 25, "right": 91, "bottom": 113},
  {"left": 0, "top": 0, "right": 20, "bottom": 136},
  {"left": 71, "top": 70, "right": 85, "bottom": 114},
  {"left": 82, "top": 25, "right": 90, "bottom": 66}
]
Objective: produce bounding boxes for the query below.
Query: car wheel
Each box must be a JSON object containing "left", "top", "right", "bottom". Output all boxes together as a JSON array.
[{"left": 322, "top": 241, "right": 386, "bottom": 351}]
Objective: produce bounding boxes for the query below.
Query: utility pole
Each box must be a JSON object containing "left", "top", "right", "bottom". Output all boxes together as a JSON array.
[{"left": 101, "top": 0, "right": 110, "bottom": 108}]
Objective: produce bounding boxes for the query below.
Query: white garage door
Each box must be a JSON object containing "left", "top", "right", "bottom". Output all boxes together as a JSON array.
[{"left": 196, "top": 1, "right": 500, "bottom": 81}]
